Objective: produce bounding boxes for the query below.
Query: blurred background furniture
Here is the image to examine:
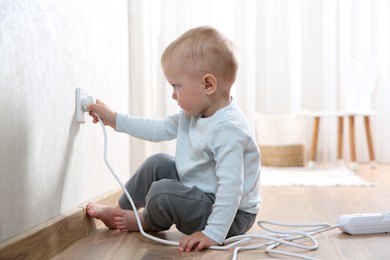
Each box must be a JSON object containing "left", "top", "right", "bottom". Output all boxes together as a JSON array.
[
  {"left": 255, "top": 113, "right": 308, "bottom": 167},
  {"left": 308, "top": 58, "right": 380, "bottom": 170}
]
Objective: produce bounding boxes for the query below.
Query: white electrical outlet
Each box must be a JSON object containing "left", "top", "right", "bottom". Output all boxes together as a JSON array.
[{"left": 76, "top": 88, "right": 90, "bottom": 123}]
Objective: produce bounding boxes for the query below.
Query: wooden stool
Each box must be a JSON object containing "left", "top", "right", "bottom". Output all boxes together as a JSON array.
[
  {"left": 308, "top": 112, "right": 376, "bottom": 170},
  {"left": 308, "top": 58, "right": 380, "bottom": 170}
]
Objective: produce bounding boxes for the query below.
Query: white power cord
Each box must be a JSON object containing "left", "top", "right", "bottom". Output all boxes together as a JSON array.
[{"left": 95, "top": 114, "right": 341, "bottom": 260}]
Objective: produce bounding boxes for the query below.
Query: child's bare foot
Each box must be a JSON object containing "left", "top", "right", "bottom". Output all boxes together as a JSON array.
[
  {"left": 86, "top": 202, "right": 117, "bottom": 229},
  {"left": 113, "top": 208, "right": 154, "bottom": 233}
]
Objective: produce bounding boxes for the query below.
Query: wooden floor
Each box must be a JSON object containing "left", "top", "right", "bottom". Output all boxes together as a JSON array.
[{"left": 54, "top": 164, "right": 390, "bottom": 260}]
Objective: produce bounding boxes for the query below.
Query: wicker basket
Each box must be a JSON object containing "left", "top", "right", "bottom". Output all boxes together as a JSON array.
[
  {"left": 260, "top": 145, "right": 305, "bottom": 167},
  {"left": 256, "top": 113, "right": 308, "bottom": 167}
]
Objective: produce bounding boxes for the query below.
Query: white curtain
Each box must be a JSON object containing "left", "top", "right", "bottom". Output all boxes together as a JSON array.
[{"left": 127, "top": 0, "right": 390, "bottom": 171}]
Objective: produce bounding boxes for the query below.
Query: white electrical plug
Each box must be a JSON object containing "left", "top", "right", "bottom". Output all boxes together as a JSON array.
[
  {"left": 76, "top": 88, "right": 95, "bottom": 123},
  {"left": 81, "top": 96, "right": 96, "bottom": 112}
]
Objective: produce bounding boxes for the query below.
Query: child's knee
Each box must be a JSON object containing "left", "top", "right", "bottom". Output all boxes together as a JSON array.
[
  {"left": 146, "top": 179, "right": 179, "bottom": 203},
  {"left": 144, "top": 153, "right": 175, "bottom": 168},
  {"left": 141, "top": 153, "right": 177, "bottom": 178}
]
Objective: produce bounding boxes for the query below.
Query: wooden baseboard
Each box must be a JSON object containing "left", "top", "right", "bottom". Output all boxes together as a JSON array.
[{"left": 0, "top": 188, "right": 121, "bottom": 259}]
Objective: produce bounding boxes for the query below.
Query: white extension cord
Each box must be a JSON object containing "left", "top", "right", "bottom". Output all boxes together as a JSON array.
[{"left": 94, "top": 113, "right": 346, "bottom": 260}]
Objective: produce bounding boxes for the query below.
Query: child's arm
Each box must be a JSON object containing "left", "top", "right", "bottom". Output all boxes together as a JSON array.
[{"left": 88, "top": 99, "right": 180, "bottom": 141}]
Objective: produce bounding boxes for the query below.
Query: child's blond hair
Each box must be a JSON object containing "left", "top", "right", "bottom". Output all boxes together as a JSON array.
[{"left": 161, "top": 26, "right": 239, "bottom": 86}]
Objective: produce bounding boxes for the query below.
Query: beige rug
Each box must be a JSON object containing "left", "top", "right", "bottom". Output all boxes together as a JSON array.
[{"left": 260, "top": 167, "right": 375, "bottom": 187}]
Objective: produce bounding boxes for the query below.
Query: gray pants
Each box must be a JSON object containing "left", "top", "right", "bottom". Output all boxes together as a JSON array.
[{"left": 118, "top": 153, "right": 256, "bottom": 239}]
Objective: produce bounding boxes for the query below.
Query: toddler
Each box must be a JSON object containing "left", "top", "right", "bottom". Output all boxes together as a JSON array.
[{"left": 87, "top": 26, "right": 261, "bottom": 252}]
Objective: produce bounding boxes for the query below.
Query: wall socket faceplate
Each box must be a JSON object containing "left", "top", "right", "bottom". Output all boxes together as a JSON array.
[{"left": 76, "top": 88, "right": 90, "bottom": 123}]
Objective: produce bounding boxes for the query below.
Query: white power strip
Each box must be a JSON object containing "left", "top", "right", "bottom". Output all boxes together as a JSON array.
[{"left": 338, "top": 213, "right": 390, "bottom": 235}]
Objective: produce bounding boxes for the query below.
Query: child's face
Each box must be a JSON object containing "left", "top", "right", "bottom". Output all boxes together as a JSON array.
[{"left": 163, "top": 60, "right": 210, "bottom": 117}]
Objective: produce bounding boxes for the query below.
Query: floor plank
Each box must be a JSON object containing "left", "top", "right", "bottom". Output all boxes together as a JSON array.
[{"left": 54, "top": 163, "right": 390, "bottom": 259}]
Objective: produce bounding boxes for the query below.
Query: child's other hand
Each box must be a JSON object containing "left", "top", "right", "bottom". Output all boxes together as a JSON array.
[
  {"left": 87, "top": 99, "right": 116, "bottom": 129},
  {"left": 178, "top": 231, "right": 218, "bottom": 252}
]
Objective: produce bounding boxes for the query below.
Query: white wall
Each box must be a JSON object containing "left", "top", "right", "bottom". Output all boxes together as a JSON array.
[{"left": 0, "top": 0, "right": 130, "bottom": 242}]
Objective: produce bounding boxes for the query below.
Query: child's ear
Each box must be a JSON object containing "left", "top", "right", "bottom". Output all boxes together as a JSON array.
[{"left": 202, "top": 74, "right": 217, "bottom": 95}]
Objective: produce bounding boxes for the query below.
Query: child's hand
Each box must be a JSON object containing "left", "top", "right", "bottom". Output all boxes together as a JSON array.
[
  {"left": 178, "top": 231, "right": 218, "bottom": 252},
  {"left": 87, "top": 99, "right": 117, "bottom": 129}
]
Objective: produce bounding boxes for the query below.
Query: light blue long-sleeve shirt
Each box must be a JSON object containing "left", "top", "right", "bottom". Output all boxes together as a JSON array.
[{"left": 115, "top": 99, "right": 261, "bottom": 244}]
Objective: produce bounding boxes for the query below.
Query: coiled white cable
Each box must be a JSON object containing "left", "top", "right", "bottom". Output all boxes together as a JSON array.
[{"left": 96, "top": 115, "right": 341, "bottom": 260}]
